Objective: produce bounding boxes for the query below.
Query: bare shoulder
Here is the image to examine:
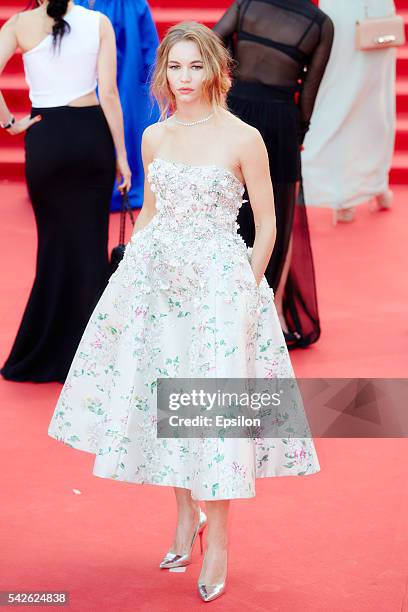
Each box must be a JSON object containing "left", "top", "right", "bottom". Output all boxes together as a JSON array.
[
  {"left": 5, "top": 7, "right": 41, "bottom": 34},
  {"left": 142, "top": 121, "right": 168, "bottom": 157},
  {"left": 99, "top": 13, "right": 114, "bottom": 34},
  {"left": 2, "top": 12, "right": 22, "bottom": 33},
  {"left": 143, "top": 121, "right": 167, "bottom": 143},
  {"left": 99, "top": 13, "right": 110, "bottom": 24},
  {"left": 0, "top": 11, "right": 27, "bottom": 45},
  {"left": 11, "top": 6, "right": 42, "bottom": 23}
]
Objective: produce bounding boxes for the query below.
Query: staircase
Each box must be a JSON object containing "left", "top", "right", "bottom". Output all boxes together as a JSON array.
[{"left": 0, "top": 0, "right": 407, "bottom": 184}]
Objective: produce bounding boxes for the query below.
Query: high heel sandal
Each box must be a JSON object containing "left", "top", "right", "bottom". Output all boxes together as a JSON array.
[
  {"left": 278, "top": 313, "right": 301, "bottom": 350},
  {"left": 332, "top": 207, "right": 356, "bottom": 225},
  {"left": 159, "top": 508, "right": 207, "bottom": 569},
  {"left": 197, "top": 551, "right": 228, "bottom": 603},
  {"left": 374, "top": 189, "right": 393, "bottom": 211},
  {"left": 283, "top": 330, "right": 301, "bottom": 350}
]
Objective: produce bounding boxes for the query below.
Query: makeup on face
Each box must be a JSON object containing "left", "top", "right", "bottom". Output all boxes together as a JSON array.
[{"left": 167, "top": 41, "right": 206, "bottom": 101}]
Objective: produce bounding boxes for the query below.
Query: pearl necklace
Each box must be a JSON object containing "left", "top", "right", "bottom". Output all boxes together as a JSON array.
[{"left": 174, "top": 113, "right": 214, "bottom": 127}]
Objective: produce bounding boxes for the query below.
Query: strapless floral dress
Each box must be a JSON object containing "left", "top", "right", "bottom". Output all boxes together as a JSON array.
[{"left": 48, "top": 158, "right": 320, "bottom": 500}]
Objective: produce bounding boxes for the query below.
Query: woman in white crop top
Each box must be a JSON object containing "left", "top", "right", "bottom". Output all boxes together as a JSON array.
[{"left": 0, "top": 0, "right": 132, "bottom": 382}]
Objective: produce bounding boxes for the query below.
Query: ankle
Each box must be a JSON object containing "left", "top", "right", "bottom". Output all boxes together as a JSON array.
[
  {"left": 205, "top": 535, "right": 228, "bottom": 552},
  {"left": 177, "top": 502, "right": 200, "bottom": 522},
  {"left": 187, "top": 501, "right": 200, "bottom": 516},
  {"left": 199, "top": 545, "right": 228, "bottom": 583},
  {"left": 278, "top": 313, "right": 288, "bottom": 333}
]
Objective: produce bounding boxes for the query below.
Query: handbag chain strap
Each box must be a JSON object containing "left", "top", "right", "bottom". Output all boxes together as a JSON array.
[{"left": 119, "top": 190, "right": 135, "bottom": 245}]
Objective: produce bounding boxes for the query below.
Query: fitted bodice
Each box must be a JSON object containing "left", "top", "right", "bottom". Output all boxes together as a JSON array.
[{"left": 146, "top": 158, "right": 246, "bottom": 237}]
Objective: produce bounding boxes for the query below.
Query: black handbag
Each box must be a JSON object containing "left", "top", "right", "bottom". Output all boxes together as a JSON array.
[{"left": 109, "top": 190, "right": 135, "bottom": 275}]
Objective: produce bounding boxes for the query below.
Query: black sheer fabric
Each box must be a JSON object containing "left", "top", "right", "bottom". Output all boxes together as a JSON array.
[
  {"left": 214, "top": 0, "right": 333, "bottom": 348},
  {"left": 214, "top": 0, "right": 334, "bottom": 142}
]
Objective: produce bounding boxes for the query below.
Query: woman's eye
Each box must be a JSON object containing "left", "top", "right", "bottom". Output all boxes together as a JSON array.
[
  {"left": 168, "top": 65, "right": 179, "bottom": 70},
  {"left": 192, "top": 65, "right": 203, "bottom": 70}
]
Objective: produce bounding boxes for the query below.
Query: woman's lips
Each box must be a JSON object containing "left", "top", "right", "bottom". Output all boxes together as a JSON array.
[{"left": 178, "top": 88, "right": 193, "bottom": 93}]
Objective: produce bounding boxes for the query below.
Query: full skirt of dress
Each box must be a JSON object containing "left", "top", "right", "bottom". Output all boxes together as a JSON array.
[{"left": 48, "top": 158, "right": 320, "bottom": 500}]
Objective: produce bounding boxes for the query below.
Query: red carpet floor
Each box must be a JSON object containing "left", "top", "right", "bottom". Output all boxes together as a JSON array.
[{"left": 1, "top": 181, "right": 408, "bottom": 611}]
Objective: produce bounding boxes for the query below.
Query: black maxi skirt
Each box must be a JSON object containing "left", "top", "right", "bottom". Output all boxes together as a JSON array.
[
  {"left": 1, "top": 105, "right": 116, "bottom": 383},
  {"left": 227, "top": 80, "right": 320, "bottom": 348}
]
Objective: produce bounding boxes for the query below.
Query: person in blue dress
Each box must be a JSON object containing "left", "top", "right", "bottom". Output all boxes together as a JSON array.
[{"left": 77, "top": 0, "right": 160, "bottom": 210}]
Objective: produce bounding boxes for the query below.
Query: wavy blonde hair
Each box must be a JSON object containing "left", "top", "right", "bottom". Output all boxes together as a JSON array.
[{"left": 151, "top": 21, "right": 233, "bottom": 120}]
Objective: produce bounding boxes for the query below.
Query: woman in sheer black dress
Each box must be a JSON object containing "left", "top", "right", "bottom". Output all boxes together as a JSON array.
[{"left": 214, "top": 0, "right": 334, "bottom": 348}]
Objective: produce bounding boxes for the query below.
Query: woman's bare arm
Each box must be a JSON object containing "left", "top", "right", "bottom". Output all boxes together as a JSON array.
[
  {"left": 0, "top": 16, "right": 17, "bottom": 124},
  {"left": 239, "top": 128, "right": 276, "bottom": 285},
  {"left": 0, "top": 16, "right": 41, "bottom": 133},
  {"left": 97, "top": 14, "right": 131, "bottom": 192},
  {"left": 131, "top": 125, "right": 158, "bottom": 236}
]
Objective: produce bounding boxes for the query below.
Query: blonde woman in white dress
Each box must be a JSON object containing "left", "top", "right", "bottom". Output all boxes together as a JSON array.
[
  {"left": 48, "top": 22, "right": 320, "bottom": 602},
  {"left": 302, "top": 0, "right": 397, "bottom": 223}
]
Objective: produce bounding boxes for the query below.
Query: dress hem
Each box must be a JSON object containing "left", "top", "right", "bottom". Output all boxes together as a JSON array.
[
  {"left": 2, "top": 370, "right": 65, "bottom": 384},
  {"left": 91, "top": 466, "right": 321, "bottom": 501},
  {"left": 304, "top": 186, "right": 391, "bottom": 210},
  {"left": 48, "top": 431, "right": 321, "bottom": 500}
]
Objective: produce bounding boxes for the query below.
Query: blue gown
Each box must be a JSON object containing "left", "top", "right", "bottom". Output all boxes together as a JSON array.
[{"left": 77, "top": 0, "right": 160, "bottom": 210}]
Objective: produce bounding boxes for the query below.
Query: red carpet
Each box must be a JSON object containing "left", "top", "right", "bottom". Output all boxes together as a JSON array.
[
  {"left": 1, "top": 181, "right": 408, "bottom": 610},
  {"left": 1, "top": 0, "right": 408, "bottom": 608}
]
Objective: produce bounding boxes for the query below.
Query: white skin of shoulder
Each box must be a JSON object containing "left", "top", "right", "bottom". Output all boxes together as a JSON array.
[
  {"left": 132, "top": 39, "right": 276, "bottom": 286},
  {"left": 0, "top": 1, "right": 131, "bottom": 193}
]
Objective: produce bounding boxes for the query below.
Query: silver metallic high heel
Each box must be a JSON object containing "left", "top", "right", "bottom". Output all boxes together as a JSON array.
[
  {"left": 197, "top": 550, "right": 227, "bottom": 603},
  {"left": 159, "top": 508, "right": 207, "bottom": 569},
  {"left": 197, "top": 581, "right": 226, "bottom": 603}
]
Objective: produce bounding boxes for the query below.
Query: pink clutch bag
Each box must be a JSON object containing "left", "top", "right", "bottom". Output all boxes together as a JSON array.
[{"left": 356, "top": 13, "right": 406, "bottom": 50}]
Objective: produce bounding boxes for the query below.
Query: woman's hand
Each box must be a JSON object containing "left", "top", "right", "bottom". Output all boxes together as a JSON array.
[
  {"left": 6, "top": 114, "right": 42, "bottom": 135},
  {"left": 116, "top": 155, "right": 132, "bottom": 194}
]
